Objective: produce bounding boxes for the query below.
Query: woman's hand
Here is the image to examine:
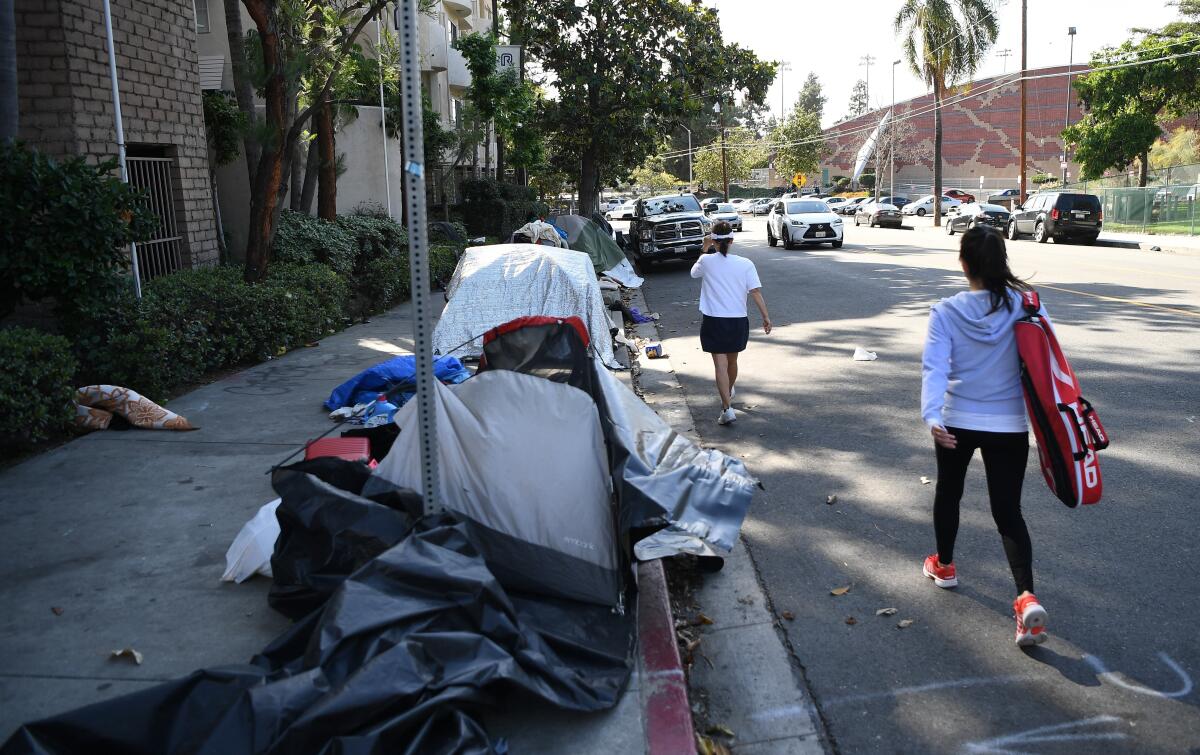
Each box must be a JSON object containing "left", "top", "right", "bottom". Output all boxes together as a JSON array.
[
  {"left": 762, "top": 318, "right": 772, "bottom": 335},
  {"left": 931, "top": 425, "right": 957, "bottom": 449}
]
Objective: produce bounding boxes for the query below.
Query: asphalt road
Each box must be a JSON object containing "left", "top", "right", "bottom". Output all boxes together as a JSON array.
[{"left": 632, "top": 215, "right": 1200, "bottom": 754}]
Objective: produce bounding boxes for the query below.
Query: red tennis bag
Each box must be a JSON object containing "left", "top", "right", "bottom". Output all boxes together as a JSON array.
[{"left": 1014, "top": 291, "right": 1109, "bottom": 507}]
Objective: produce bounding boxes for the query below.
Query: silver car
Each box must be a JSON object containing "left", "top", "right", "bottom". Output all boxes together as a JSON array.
[{"left": 707, "top": 202, "right": 743, "bottom": 232}]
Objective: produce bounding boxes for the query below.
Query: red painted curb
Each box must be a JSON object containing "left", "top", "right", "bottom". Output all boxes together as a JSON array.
[{"left": 637, "top": 558, "right": 695, "bottom": 755}]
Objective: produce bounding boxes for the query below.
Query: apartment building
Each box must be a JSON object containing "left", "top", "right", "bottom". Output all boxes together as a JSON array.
[
  {"left": 196, "top": 0, "right": 498, "bottom": 254},
  {"left": 14, "top": 0, "right": 220, "bottom": 278}
]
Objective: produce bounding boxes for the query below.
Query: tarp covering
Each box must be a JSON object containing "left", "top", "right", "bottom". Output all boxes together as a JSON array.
[
  {"left": 433, "top": 244, "right": 620, "bottom": 368},
  {"left": 554, "top": 214, "right": 627, "bottom": 273},
  {"left": 368, "top": 370, "right": 620, "bottom": 607},
  {"left": 323, "top": 354, "right": 471, "bottom": 411},
  {"left": 1, "top": 462, "right": 635, "bottom": 755}
]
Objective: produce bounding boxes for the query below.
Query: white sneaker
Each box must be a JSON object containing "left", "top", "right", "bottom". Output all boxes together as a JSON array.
[{"left": 717, "top": 407, "right": 737, "bottom": 425}]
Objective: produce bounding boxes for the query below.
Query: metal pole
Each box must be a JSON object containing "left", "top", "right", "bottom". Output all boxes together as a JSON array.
[
  {"left": 1019, "top": 0, "right": 1027, "bottom": 205},
  {"left": 396, "top": 0, "right": 440, "bottom": 514},
  {"left": 102, "top": 0, "right": 141, "bottom": 298},
  {"left": 719, "top": 99, "right": 729, "bottom": 199},
  {"left": 1062, "top": 27, "right": 1075, "bottom": 186},
  {"left": 377, "top": 13, "right": 393, "bottom": 218},
  {"left": 684, "top": 124, "right": 693, "bottom": 184},
  {"left": 891, "top": 60, "right": 898, "bottom": 198}
]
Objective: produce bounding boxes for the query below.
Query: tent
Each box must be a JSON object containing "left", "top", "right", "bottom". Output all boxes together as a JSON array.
[{"left": 432, "top": 243, "right": 620, "bottom": 368}]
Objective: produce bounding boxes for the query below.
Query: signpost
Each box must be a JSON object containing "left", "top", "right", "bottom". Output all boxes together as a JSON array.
[{"left": 496, "top": 45, "right": 521, "bottom": 73}]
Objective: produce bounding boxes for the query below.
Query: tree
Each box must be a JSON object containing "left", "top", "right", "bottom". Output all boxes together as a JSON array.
[
  {"left": 1150, "top": 127, "right": 1200, "bottom": 170},
  {"left": 872, "top": 115, "right": 932, "bottom": 195},
  {"left": 771, "top": 108, "right": 825, "bottom": 180},
  {"left": 505, "top": 0, "right": 775, "bottom": 213},
  {"left": 693, "top": 126, "right": 765, "bottom": 190},
  {"left": 796, "top": 73, "right": 826, "bottom": 120},
  {"left": 630, "top": 155, "right": 684, "bottom": 193},
  {"left": 1063, "top": 25, "right": 1200, "bottom": 186},
  {"left": 846, "top": 80, "right": 869, "bottom": 119},
  {"left": 453, "top": 33, "right": 545, "bottom": 176},
  {"left": 895, "top": 0, "right": 998, "bottom": 225}
]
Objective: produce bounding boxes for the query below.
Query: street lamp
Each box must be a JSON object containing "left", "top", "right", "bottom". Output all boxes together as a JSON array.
[
  {"left": 890, "top": 59, "right": 900, "bottom": 199},
  {"left": 1062, "top": 26, "right": 1076, "bottom": 186},
  {"left": 778, "top": 61, "right": 791, "bottom": 120}
]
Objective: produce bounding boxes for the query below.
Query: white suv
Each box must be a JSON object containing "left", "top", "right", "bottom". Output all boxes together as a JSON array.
[{"left": 766, "top": 198, "right": 844, "bottom": 249}]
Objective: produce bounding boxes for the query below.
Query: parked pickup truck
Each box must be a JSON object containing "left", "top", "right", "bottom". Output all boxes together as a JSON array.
[{"left": 626, "top": 192, "right": 711, "bottom": 269}]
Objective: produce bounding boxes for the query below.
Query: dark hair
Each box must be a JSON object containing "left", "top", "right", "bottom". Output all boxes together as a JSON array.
[
  {"left": 711, "top": 220, "right": 733, "bottom": 256},
  {"left": 958, "top": 226, "right": 1028, "bottom": 313}
]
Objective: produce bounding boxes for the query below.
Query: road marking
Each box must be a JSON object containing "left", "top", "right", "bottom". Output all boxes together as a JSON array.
[
  {"left": 964, "top": 716, "right": 1129, "bottom": 754},
  {"left": 1084, "top": 652, "right": 1194, "bottom": 699},
  {"left": 1036, "top": 284, "right": 1200, "bottom": 319}
]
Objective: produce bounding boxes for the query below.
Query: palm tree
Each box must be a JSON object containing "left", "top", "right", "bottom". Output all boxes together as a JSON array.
[{"left": 895, "top": 0, "right": 998, "bottom": 226}]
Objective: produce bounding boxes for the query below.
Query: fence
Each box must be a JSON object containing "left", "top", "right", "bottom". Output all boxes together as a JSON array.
[
  {"left": 126, "top": 156, "right": 184, "bottom": 280},
  {"left": 1064, "top": 162, "right": 1200, "bottom": 236}
]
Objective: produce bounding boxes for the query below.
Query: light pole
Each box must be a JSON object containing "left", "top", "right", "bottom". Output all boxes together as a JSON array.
[
  {"left": 1062, "top": 26, "right": 1076, "bottom": 186},
  {"left": 715, "top": 99, "right": 729, "bottom": 200},
  {"left": 890, "top": 59, "right": 899, "bottom": 199},
  {"left": 778, "top": 61, "right": 791, "bottom": 120},
  {"left": 860, "top": 55, "right": 876, "bottom": 108},
  {"left": 680, "top": 123, "right": 693, "bottom": 184}
]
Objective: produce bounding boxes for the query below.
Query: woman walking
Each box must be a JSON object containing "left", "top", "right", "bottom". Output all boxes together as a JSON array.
[
  {"left": 921, "top": 226, "right": 1050, "bottom": 647},
  {"left": 691, "top": 219, "right": 771, "bottom": 426}
]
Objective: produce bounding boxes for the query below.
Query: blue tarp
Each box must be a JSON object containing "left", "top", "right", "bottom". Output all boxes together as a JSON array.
[{"left": 324, "top": 355, "right": 472, "bottom": 411}]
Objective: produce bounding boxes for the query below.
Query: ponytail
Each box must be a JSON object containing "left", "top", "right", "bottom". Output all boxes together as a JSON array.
[
  {"left": 959, "top": 226, "right": 1028, "bottom": 313},
  {"left": 711, "top": 220, "right": 734, "bottom": 256}
]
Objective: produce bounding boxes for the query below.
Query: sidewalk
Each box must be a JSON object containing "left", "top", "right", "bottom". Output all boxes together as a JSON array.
[{"left": 0, "top": 299, "right": 686, "bottom": 752}]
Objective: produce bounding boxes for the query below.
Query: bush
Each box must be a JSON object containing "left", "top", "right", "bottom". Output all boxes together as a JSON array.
[
  {"left": 430, "top": 244, "right": 460, "bottom": 286},
  {"left": 357, "top": 256, "right": 411, "bottom": 312},
  {"left": 262, "top": 263, "right": 350, "bottom": 344},
  {"left": 461, "top": 178, "right": 548, "bottom": 238},
  {"left": 0, "top": 142, "right": 157, "bottom": 319},
  {"left": 273, "top": 210, "right": 358, "bottom": 276},
  {"left": 0, "top": 327, "right": 78, "bottom": 444},
  {"left": 336, "top": 213, "right": 408, "bottom": 265}
]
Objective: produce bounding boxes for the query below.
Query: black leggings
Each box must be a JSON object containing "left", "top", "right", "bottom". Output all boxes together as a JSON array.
[{"left": 934, "top": 427, "right": 1034, "bottom": 594}]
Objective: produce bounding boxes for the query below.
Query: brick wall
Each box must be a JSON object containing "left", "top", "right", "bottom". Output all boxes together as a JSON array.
[{"left": 15, "top": 0, "right": 219, "bottom": 269}]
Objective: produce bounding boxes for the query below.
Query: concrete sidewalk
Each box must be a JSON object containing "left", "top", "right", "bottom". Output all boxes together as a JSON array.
[{"left": 0, "top": 300, "right": 673, "bottom": 752}]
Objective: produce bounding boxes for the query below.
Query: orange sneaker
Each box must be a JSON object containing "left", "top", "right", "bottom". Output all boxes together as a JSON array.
[
  {"left": 1013, "top": 594, "right": 1048, "bottom": 647},
  {"left": 922, "top": 554, "right": 958, "bottom": 588}
]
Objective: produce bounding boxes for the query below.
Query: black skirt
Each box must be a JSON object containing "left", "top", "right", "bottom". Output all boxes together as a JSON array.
[{"left": 700, "top": 315, "right": 750, "bottom": 353}]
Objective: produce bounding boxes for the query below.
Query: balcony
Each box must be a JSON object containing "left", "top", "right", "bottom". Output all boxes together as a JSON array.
[
  {"left": 421, "top": 15, "right": 448, "bottom": 72},
  {"left": 444, "top": 0, "right": 472, "bottom": 14},
  {"left": 448, "top": 48, "right": 470, "bottom": 91}
]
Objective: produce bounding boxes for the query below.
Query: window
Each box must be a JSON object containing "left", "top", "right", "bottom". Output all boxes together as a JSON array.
[
  {"left": 194, "top": 0, "right": 210, "bottom": 33},
  {"left": 452, "top": 98, "right": 463, "bottom": 128},
  {"left": 449, "top": 21, "right": 459, "bottom": 44}
]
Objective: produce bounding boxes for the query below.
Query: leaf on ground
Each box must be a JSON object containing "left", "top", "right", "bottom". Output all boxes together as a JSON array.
[
  {"left": 781, "top": 610, "right": 795, "bottom": 621},
  {"left": 110, "top": 648, "right": 143, "bottom": 665},
  {"left": 875, "top": 607, "right": 898, "bottom": 616},
  {"left": 897, "top": 619, "right": 915, "bottom": 629},
  {"left": 50, "top": 607, "right": 64, "bottom": 616},
  {"left": 920, "top": 476, "right": 932, "bottom": 485},
  {"left": 826, "top": 495, "right": 838, "bottom": 505},
  {"left": 706, "top": 723, "right": 736, "bottom": 738},
  {"left": 845, "top": 616, "right": 858, "bottom": 625},
  {"left": 304, "top": 342, "right": 320, "bottom": 348},
  {"left": 830, "top": 586, "right": 851, "bottom": 596},
  {"left": 697, "top": 613, "right": 715, "bottom": 626}
]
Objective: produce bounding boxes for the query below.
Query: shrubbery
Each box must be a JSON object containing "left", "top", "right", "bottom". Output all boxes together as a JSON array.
[
  {"left": 461, "top": 178, "right": 548, "bottom": 238},
  {"left": 0, "top": 328, "right": 78, "bottom": 444}
]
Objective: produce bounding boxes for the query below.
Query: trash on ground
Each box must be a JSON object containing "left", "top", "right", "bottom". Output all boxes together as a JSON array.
[
  {"left": 50, "top": 607, "right": 63, "bottom": 616},
  {"left": 220, "top": 498, "right": 282, "bottom": 583},
  {"left": 73, "top": 385, "right": 196, "bottom": 432},
  {"left": 826, "top": 494, "right": 838, "bottom": 505},
  {"left": 644, "top": 343, "right": 664, "bottom": 358},
  {"left": 920, "top": 476, "right": 932, "bottom": 485},
  {"left": 696, "top": 734, "right": 733, "bottom": 755},
  {"left": 852, "top": 347, "right": 878, "bottom": 361},
  {"left": 845, "top": 616, "right": 858, "bottom": 625},
  {"left": 781, "top": 610, "right": 795, "bottom": 621},
  {"left": 634, "top": 527, "right": 722, "bottom": 560},
  {"left": 323, "top": 354, "right": 469, "bottom": 413},
  {"left": 830, "top": 586, "right": 851, "bottom": 596},
  {"left": 876, "top": 607, "right": 898, "bottom": 616},
  {"left": 109, "top": 648, "right": 143, "bottom": 665},
  {"left": 706, "top": 723, "right": 736, "bottom": 738},
  {"left": 628, "top": 306, "right": 656, "bottom": 324},
  {"left": 898, "top": 619, "right": 915, "bottom": 629}
]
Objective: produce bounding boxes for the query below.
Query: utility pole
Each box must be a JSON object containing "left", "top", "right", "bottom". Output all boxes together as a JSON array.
[
  {"left": 680, "top": 123, "right": 693, "bottom": 184},
  {"left": 718, "top": 98, "right": 729, "bottom": 200},
  {"left": 891, "top": 59, "right": 899, "bottom": 199},
  {"left": 1062, "top": 26, "right": 1076, "bottom": 186},
  {"left": 779, "top": 61, "right": 791, "bottom": 121},
  {"left": 997, "top": 48, "right": 1012, "bottom": 73},
  {"left": 859, "top": 54, "right": 876, "bottom": 108},
  {"left": 1019, "top": 0, "right": 1027, "bottom": 204},
  {"left": 492, "top": 0, "right": 505, "bottom": 183}
]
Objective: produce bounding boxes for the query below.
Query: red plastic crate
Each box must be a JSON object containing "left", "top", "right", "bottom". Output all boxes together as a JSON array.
[{"left": 304, "top": 437, "right": 371, "bottom": 463}]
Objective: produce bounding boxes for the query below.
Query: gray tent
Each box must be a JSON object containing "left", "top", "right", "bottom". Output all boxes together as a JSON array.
[{"left": 554, "top": 214, "right": 627, "bottom": 274}]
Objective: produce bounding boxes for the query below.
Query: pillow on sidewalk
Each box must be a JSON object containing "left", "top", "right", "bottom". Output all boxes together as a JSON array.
[{"left": 73, "top": 384, "right": 197, "bottom": 431}]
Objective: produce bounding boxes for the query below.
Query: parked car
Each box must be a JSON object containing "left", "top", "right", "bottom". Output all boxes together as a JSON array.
[
  {"left": 1006, "top": 191, "right": 1103, "bottom": 244},
  {"left": 838, "top": 197, "right": 869, "bottom": 215},
  {"left": 988, "top": 188, "right": 1021, "bottom": 202},
  {"left": 707, "top": 202, "right": 744, "bottom": 232},
  {"left": 853, "top": 201, "right": 903, "bottom": 228},
  {"left": 824, "top": 197, "right": 853, "bottom": 211},
  {"left": 729, "top": 198, "right": 749, "bottom": 210},
  {"left": 902, "top": 194, "right": 961, "bottom": 216},
  {"left": 878, "top": 195, "right": 911, "bottom": 209},
  {"left": 600, "top": 197, "right": 626, "bottom": 212},
  {"left": 766, "top": 198, "right": 844, "bottom": 249},
  {"left": 625, "top": 192, "right": 711, "bottom": 268},
  {"left": 944, "top": 189, "right": 976, "bottom": 203},
  {"left": 945, "top": 203, "right": 1011, "bottom": 235},
  {"left": 751, "top": 197, "right": 775, "bottom": 215},
  {"left": 606, "top": 199, "right": 637, "bottom": 221}
]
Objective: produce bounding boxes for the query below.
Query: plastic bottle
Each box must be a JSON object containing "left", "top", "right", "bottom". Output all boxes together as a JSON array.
[{"left": 363, "top": 393, "right": 398, "bottom": 427}]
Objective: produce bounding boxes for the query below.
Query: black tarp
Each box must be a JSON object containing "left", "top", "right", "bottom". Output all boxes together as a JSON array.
[{"left": 2, "top": 463, "right": 634, "bottom": 755}]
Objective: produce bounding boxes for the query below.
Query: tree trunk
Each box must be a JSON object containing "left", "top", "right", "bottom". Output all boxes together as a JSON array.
[
  {"left": 579, "top": 150, "right": 599, "bottom": 216},
  {"left": 316, "top": 98, "right": 337, "bottom": 220},
  {"left": 932, "top": 80, "right": 943, "bottom": 227},
  {"left": 0, "top": 0, "right": 17, "bottom": 141},
  {"left": 225, "top": 0, "right": 259, "bottom": 185},
  {"left": 289, "top": 137, "right": 304, "bottom": 211},
  {"left": 243, "top": 0, "right": 289, "bottom": 283},
  {"left": 300, "top": 130, "right": 320, "bottom": 213},
  {"left": 1138, "top": 151, "right": 1149, "bottom": 187}
]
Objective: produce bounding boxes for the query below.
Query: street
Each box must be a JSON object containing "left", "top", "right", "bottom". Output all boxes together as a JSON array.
[{"left": 634, "top": 215, "right": 1200, "bottom": 753}]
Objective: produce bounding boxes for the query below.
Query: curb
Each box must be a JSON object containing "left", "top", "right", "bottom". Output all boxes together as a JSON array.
[{"left": 637, "top": 558, "right": 696, "bottom": 755}]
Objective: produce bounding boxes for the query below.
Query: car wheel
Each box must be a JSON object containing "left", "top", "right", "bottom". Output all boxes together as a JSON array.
[
  {"left": 916, "top": 208, "right": 926, "bottom": 217},
  {"left": 1007, "top": 220, "right": 1019, "bottom": 240},
  {"left": 1082, "top": 234, "right": 1099, "bottom": 245},
  {"left": 832, "top": 239, "right": 843, "bottom": 249},
  {"left": 767, "top": 226, "right": 777, "bottom": 247},
  {"left": 1034, "top": 220, "right": 1048, "bottom": 243},
  {"left": 783, "top": 232, "right": 795, "bottom": 250}
]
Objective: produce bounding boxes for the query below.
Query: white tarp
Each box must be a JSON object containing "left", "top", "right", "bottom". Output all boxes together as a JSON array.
[
  {"left": 852, "top": 109, "right": 892, "bottom": 183},
  {"left": 433, "top": 243, "right": 620, "bottom": 368},
  {"left": 370, "top": 370, "right": 621, "bottom": 606}
]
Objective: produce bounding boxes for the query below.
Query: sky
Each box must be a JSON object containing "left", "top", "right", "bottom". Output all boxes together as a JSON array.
[{"left": 705, "top": 0, "right": 1184, "bottom": 128}]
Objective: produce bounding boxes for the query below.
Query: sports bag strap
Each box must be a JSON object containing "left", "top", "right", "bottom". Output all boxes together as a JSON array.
[{"left": 1020, "top": 290, "right": 1041, "bottom": 314}]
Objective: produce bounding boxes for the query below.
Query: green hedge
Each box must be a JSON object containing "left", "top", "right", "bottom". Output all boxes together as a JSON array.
[
  {"left": 461, "top": 178, "right": 548, "bottom": 238},
  {"left": 0, "top": 327, "right": 78, "bottom": 444}
]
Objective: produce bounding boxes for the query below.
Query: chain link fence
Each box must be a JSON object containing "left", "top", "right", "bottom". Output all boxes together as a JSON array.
[{"left": 1063, "top": 162, "right": 1200, "bottom": 236}]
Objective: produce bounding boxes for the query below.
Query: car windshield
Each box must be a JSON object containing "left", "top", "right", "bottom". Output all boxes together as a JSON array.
[
  {"left": 1058, "top": 194, "right": 1101, "bottom": 211},
  {"left": 642, "top": 195, "right": 700, "bottom": 215},
  {"left": 875, "top": 203, "right": 897, "bottom": 211},
  {"left": 786, "top": 201, "right": 828, "bottom": 214},
  {"left": 717, "top": 203, "right": 735, "bottom": 212}
]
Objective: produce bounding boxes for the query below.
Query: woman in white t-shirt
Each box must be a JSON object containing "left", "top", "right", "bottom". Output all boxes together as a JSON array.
[{"left": 690, "top": 220, "right": 771, "bottom": 426}]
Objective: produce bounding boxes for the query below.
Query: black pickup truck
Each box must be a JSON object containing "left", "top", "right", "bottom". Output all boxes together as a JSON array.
[{"left": 625, "top": 193, "right": 711, "bottom": 269}]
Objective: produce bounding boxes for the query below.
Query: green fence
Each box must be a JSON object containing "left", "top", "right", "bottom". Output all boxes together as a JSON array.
[{"left": 1062, "top": 163, "right": 1200, "bottom": 236}]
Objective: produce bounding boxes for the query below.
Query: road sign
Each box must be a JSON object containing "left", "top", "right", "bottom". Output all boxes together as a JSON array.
[
  {"left": 793, "top": 172, "right": 807, "bottom": 187},
  {"left": 496, "top": 45, "right": 522, "bottom": 73}
]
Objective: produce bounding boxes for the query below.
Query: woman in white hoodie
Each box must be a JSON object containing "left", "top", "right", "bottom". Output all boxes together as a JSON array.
[{"left": 921, "top": 226, "right": 1050, "bottom": 647}]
